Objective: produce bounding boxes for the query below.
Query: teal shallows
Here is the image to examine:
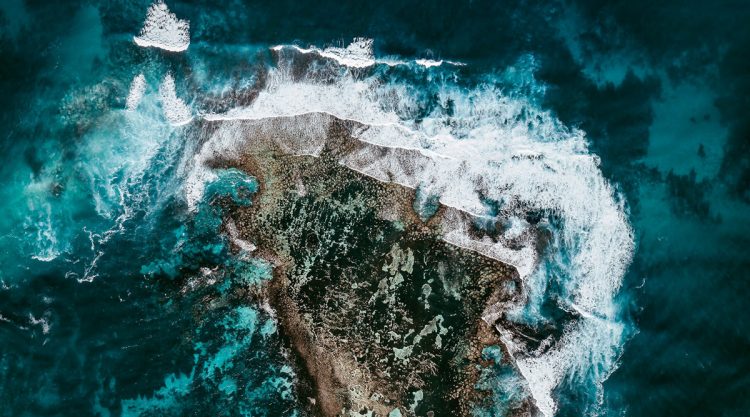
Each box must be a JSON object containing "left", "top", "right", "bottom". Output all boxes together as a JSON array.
[
  {"left": 118, "top": 164, "right": 294, "bottom": 416},
  {"left": 260, "top": 316, "right": 278, "bottom": 337},
  {"left": 472, "top": 347, "right": 529, "bottom": 417},
  {"left": 121, "top": 372, "right": 195, "bottom": 417},
  {"left": 481, "top": 345, "right": 503, "bottom": 365},
  {"left": 118, "top": 303, "right": 296, "bottom": 417},
  {"left": 203, "top": 168, "right": 259, "bottom": 207},
  {"left": 413, "top": 185, "right": 440, "bottom": 222},
  {"left": 0, "top": 9, "right": 293, "bottom": 410},
  {"left": 140, "top": 168, "right": 259, "bottom": 280},
  {"left": 219, "top": 377, "right": 238, "bottom": 395}
]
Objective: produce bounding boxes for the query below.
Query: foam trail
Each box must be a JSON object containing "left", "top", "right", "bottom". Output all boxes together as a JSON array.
[
  {"left": 159, "top": 73, "right": 193, "bottom": 126},
  {"left": 134, "top": 1, "right": 190, "bottom": 52},
  {"left": 126, "top": 73, "right": 146, "bottom": 111},
  {"left": 271, "top": 39, "right": 465, "bottom": 69},
  {"left": 29, "top": 200, "right": 59, "bottom": 262}
]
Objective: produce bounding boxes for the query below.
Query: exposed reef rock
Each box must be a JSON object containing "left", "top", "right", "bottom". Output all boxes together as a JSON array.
[{"left": 199, "top": 114, "right": 538, "bottom": 416}]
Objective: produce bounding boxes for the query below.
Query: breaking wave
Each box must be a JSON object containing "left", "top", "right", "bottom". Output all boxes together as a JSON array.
[
  {"left": 126, "top": 73, "right": 146, "bottom": 111},
  {"left": 134, "top": 1, "right": 190, "bottom": 52},
  {"left": 159, "top": 73, "right": 193, "bottom": 126}
]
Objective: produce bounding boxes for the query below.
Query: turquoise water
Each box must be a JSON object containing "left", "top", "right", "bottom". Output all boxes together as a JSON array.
[{"left": 0, "top": 1, "right": 748, "bottom": 416}]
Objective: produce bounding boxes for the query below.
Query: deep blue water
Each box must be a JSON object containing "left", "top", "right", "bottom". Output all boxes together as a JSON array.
[{"left": 0, "top": 1, "right": 748, "bottom": 416}]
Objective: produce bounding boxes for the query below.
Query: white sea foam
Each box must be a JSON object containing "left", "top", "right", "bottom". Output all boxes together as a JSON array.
[
  {"left": 415, "top": 59, "right": 443, "bottom": 68},
  {"left": 413, "top": 58, "right": 466, "bottom": 68},
  {"left": 414, "top": 59, "right": 467, "bottom": 68},
  {"left": 126, "top": 73, "right": 146, "bottom": 111},
  {"left": 159, "top": 73, "right": 193, "bottom": 126},
  {"left": 28, "top": 313, "right": 51, "bottom": 334},
  {"left": 191, "top": 59, "right": 633, "bottom": 416},
  {"left": 134, "top": 1, "right": 190, "bottom": 52}
]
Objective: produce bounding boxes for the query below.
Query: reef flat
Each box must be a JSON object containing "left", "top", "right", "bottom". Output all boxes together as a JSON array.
[{"left": 200, "top": 114, "right": 534, "bottom": 416}]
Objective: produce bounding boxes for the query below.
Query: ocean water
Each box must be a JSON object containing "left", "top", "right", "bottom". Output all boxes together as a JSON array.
[{"left": 0, "top": 1, "right": 748, "bottom": 416}]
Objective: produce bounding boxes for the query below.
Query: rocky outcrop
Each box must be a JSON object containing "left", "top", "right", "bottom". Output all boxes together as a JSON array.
[{"left": 199, "top": 114, "right": 537, "bottom": 416}]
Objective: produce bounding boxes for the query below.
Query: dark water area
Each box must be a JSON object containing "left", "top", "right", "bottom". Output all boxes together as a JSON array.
[{"left": 0, "top": 1, "right": 748, "bottom": 416}]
